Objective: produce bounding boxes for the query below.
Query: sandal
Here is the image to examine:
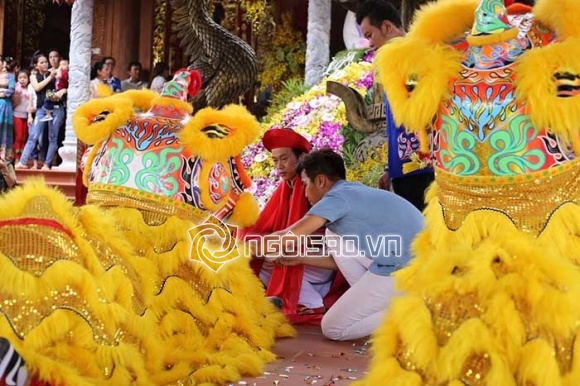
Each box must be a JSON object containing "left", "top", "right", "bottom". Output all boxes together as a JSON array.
[
  {"left": 14, "top": 163, "right": 29, "bottom": 170},
  {"left": 297, "top": 304, "right": 326, "bottom": 315}
]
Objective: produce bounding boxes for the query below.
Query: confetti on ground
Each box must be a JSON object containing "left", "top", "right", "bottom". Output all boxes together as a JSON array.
[{"left": 235, "top": 325, "right": 369, "bottom": 385}]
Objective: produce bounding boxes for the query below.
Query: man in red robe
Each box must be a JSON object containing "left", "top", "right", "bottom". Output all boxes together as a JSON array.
[{"left": 239, "top": 128, "right": 348, "bottom": 324}]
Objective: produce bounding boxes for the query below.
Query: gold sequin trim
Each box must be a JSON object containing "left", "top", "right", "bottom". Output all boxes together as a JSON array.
[
  {"left": 425, "top": 292, "right": 485, "bottom": 346},
  {"left": 554, "top": 335, "right": 575, "bottom": 375},
  {"left": 87, "top": 184, "right": 218, "bottom": 225},
  {"left": 460, "top": 352, "right": 491, "bottom": 385},
  {"left": 0, "top": 285, "right": 113, "bottom": 344},
  {"left": 174, "top": 262, "right": 222, "bottom": 303},
  {"left": 436, "top": 160, "right": 580, "bottom": 235},
  {"left": 393, "top": 338, "right": 433, "bottom": 385},
  {"left": 0, "top": 220, "right": 125, "bottom": 345},
  {"left": 0, "top": 224, "right": 80, "bottom": 275},
  {"left": 394, "top": 338, "right": 418, "bottom": 372},
  {"left": 82, "top": 233, "right": 147, "bottom": 315},
  {"left": 20, "top": 195, "right": 75, "bottom": 220},
  {"left": 517, "top": 299, "right": 577, "bottom": 375}
]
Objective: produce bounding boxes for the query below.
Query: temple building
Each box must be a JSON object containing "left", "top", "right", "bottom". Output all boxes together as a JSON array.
[{"left": 0, "top": 0, "right": 363, "bottom": 83}]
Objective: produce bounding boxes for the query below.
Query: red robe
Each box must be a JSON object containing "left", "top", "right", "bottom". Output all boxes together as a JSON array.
[{"left": 238, "top": 175, "right": 349, "bottom": 325}]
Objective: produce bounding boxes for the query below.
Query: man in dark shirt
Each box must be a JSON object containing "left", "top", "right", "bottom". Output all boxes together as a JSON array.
[{"left": 356, "top": 0, "right": 435, "bottom": 211}]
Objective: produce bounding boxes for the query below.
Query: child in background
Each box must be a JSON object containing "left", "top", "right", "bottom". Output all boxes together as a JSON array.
[
  {"left": 41, "top": 58, "right": 68, "bottom": 122},
  {"left": 12, "top": 69, "right": 31, "bottom": 163}
]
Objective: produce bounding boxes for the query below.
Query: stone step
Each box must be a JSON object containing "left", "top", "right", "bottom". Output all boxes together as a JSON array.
[{"left": 15, "top": 169, "right": 77, "bottom": 201}]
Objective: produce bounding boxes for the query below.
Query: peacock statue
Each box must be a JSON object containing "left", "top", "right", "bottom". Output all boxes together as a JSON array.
[{"left": 172, "top": 0, "right": 259, "bottom": 110}]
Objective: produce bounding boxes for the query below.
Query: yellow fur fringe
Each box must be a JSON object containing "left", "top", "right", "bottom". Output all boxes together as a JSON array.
[
  {"left": 407, "top": 0, "right": 478, "bottom": 43},
  {"left": 95, "top": 83, "right": 114, "bottom": 98},
  {"left": 355, "top": 0, "right": 580, "bottom": 384},
  {"left": 0, "top": 182, "right": 294, "bottom": 385},
  {"left": 119, "top": 89, "right": 158, "bottom": 112},
  {"left": 354, "top": 183, "right": 580, "bottom": 385},
  {"left": 73, "top": 97, "right": 134, "bottom": 145},
  {"left": 533, "top": 0, "right": 580, "bottom": 40},
  {"left": 375, "top": 39, "right": 462, "bottom": 133},
  {"left": 514, "top": 37, "right": 580, "bottom": 145},
  {"left": 228, "top": 192, "right": 260, "bottom": 228},
  {"left": 180, "top": 104, "right": 260, "bottom": 162},
  {"left": 73, "top": 89, "right": 160, "bottom": 145}
]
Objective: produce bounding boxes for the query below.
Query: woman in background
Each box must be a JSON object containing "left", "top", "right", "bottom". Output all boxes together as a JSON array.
[
  {"left": 16, "top": 52, "right": 64, "bottom": 170},
  {"left": 0, "top": 57, "right": 16, "bottom": 160},
  {"left": 89, "top": 60, "right": 112, "bottom": 99},
  {"left": 150, "top": 61, "right": 170, "bottom": 93}
]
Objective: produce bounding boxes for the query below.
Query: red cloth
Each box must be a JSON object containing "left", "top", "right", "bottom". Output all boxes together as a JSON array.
[
  {"left": 13, "top": 117, "right": 28, "bottom": 159},
  {"left": 507, "top": 3, "right": 532, "bottom": 13},
  {"left": 56, "top": 69, "right": 69, "bottom": 91},
  {"left": 75, "top": 141, "right": 88, "bottom": 206},
  {"left": 27, "top": 377, "right": 52, "bottom": 386},
  {"left": 238, "top": 176, "right": 349, "bottom": 325}
]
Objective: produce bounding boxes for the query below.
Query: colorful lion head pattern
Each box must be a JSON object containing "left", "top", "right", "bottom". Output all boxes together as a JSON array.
[
  {"left": 470, "top": 0, "right": 513, "bottom": 36},
  {"left": 433, "top": 11, "right": 574, "bottom": 177},
  {"left": 73, "top": 72, "right": 259, "bottom": 226}
]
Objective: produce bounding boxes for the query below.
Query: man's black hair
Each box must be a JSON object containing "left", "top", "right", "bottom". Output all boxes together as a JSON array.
[
  {"left": 127, "top": 61, "right": 142, "bottom": 71},
  {"left": 355, "top": 0, "right": 403, "bottom": 29},
  {"left": 296, "top": 148, "right": 346, "bottom": 182},
  {"left": 291, "top": 148, "right": 305, "bottom": 159}
]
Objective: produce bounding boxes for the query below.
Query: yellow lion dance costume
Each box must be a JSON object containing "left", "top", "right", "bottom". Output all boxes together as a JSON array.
[
  {"left": 0, "top": 69, "right": 293, "bottom": 386},
  {"left": 356, "top": 0, "right": 580, "bottom": 385}
]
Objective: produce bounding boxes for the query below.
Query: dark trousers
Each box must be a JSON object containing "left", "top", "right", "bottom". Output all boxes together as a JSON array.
[{"left": 392, "top": 172, "right": 435, "bottom": 212}]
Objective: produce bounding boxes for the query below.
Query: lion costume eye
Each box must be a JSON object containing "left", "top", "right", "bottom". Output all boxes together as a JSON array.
[
  {"left": 179, "top": 104, "right": 260, "bottom": 162},
  {"left": 554, "top": 72, "right": 580, "bottom": 98},
  {"left": 405, "top": 74, "right": 419, "bottom": 93},
  {"left": 201, "top": 124, "right": 230, "bottom": 139}
]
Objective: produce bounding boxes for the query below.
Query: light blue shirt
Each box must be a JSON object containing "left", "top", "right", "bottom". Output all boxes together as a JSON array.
[{"left": 307, "top": 180, "right": 425, "bottom": 276}]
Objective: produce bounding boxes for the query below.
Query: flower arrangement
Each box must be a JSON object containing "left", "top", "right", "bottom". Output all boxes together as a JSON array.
[
  {"left": 259, "top": 13, "right": 306, "bottom": 92},
  {"left": 240, "top": 0, "right": 269, "bottom": 27},
  {"left": 243, "top": 50, "right": 386, "bottom": 209}
]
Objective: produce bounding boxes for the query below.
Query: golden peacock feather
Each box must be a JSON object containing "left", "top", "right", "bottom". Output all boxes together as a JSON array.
[{"left": 171, "top": 0, "right": 259, "bottom": 111}]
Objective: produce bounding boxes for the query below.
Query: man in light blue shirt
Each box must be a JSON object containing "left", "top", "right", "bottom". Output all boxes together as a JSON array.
[{"left": 255, "top": 149, "right": 424, "bottom": 341}]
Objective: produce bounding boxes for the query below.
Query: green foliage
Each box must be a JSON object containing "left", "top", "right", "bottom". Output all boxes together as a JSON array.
[
  {"left": 340, "top": 124, "right": 368, "bottom": 167},
  {"left": 263, "top": 78, "right": 310, "bottom": 123},
  {"left": 362, "top": 160, "right": 386, "bottom": 186},
  {"left": 259, "top": 13, "right": 306, "bottom": 92}
]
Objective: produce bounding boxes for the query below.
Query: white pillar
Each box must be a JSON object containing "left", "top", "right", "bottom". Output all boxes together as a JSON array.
[
  {"left": 57, "top": 0, "right": 94, "bottom": 171},
  {"left": 304, "top": 0, "right": 332, "bottom": 87}
]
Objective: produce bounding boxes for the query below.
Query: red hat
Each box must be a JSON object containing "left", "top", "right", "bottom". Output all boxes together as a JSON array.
[{"left": 262, "top": 128, "right": 311, "bottom": 153}]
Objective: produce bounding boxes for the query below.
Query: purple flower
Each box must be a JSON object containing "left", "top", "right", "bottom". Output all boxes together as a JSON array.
[
  {"left": 363, "top": 49, "right": 376, "bottom": 63},
  {"left": 356, "top": 71, "right": 374, "bottom": 89},
  {"left": 310, "top": 121, "right": 345, "bottom": 152}
]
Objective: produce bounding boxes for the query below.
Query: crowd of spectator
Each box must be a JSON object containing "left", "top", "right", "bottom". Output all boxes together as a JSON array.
[{"left": 0, "top": 51, "right": 171, "bottom": 175}]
